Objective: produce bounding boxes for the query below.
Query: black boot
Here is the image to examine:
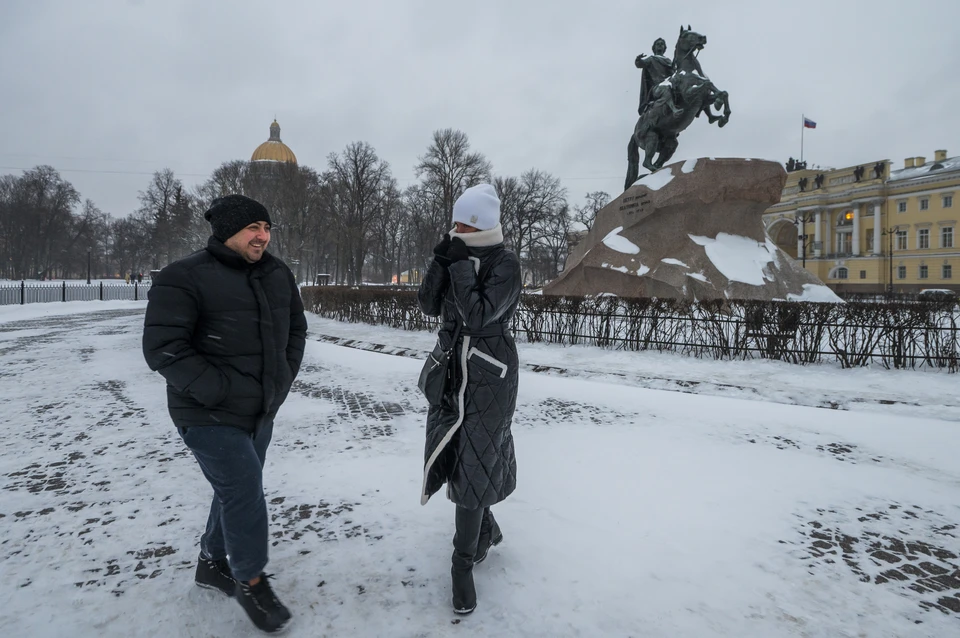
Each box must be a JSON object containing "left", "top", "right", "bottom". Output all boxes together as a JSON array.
[
  {"left": 474, "top": 508, "right": 503, "bottom": 565},
  {"left": 195, "top": 554, "right": 236, "bottom": 596},
  {"left": 235, "top": 574, "right": 292, "bottom": 634},
  {"left": 451, "top": 506, "right": 483, "bottom": 615}
]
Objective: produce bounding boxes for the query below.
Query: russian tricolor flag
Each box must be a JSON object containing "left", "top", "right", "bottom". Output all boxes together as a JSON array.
[{"left": 803, "top": 117, "right": 817, "bottom": 129}]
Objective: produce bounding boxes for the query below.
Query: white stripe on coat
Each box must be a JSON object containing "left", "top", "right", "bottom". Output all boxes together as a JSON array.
[{"left": 420, "top": 335, "right": 471, "bottom": 505}]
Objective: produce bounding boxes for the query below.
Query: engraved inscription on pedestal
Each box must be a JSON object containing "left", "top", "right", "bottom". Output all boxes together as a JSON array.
[{"left": 618, "top": 193, "right": 648, "bottom": 215}]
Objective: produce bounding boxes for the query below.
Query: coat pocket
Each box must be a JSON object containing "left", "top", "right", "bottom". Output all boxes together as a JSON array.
[
  {"left": 418, "top": 341, "right": 452, "bottom": 405},
  {"left": 467, "top": 347, "right": 508, "bottom": 379},
  {"left": 186, "top": 363, "right": 231, "bottom": 408}
]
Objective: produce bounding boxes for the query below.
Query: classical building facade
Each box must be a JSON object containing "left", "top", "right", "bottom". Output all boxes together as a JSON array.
[{"left": 764, "top": 150, "right": 959, "bottom": 294}]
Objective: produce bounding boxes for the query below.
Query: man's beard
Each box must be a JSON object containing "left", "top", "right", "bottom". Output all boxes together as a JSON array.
[{"left": 246, "top": 243, "right": 267, "bottom": 261}]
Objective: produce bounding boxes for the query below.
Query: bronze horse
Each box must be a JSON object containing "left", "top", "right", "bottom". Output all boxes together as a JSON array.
[{"left": 625, "top": 26, "right": 731, "bottom": 190}]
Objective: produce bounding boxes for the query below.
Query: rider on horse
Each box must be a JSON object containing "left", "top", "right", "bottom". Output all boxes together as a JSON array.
[
  {"left": 635, "top": 38, "right": 681, "bottom": 117},
  {"left": 625, "top": 26, "right": 731, "bottom": 190}
]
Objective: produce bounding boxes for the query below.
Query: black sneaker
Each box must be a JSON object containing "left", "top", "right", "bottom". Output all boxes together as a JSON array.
[
  {"left": 195, "top": 554, "right": 236, "bottom": 596},
  {"left": 235, "top": 574, "right": 292, "bottom": 634}
]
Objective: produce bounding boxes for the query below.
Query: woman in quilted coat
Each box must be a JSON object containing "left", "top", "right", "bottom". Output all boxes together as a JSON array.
[{"left": 417, "top": 183, "right": 522, "bottom": 615}]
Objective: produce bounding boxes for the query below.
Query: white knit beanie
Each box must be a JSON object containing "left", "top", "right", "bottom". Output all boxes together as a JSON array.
[{"left": 452, "top": 184, "right": 501, "bottom": 231}]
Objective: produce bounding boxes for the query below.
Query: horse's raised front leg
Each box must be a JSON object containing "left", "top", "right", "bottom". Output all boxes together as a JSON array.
[
  {"left": 701, "top": 103, "right": 722, "bottom": 124},
  {"left": 716, "top": 91, "right": 731, "bottom": 128}
]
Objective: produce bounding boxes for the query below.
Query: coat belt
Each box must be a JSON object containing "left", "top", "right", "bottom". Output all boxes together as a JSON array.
[{"left": 460, "top": 324, "right": 512, "bottom": 338}]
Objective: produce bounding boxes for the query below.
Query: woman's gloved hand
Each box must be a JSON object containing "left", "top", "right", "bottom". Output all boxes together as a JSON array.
[
  {"left": 433, "top": 234, "right": 452, "bottom": 266},
  {"left": 446, "top": 237, "right": 470, "bottom": 264}
]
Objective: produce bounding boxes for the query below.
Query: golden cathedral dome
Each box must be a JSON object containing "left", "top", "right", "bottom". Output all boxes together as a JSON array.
[{"left": 251, "top": 120, "right": 297, "bottom": 164}]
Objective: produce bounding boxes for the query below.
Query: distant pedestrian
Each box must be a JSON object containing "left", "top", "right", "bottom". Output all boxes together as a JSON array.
[
  {"left": 136, "top": 272, "right": 143, "bottom": 284},
  {"left": 124, "top": 273, "right": 130, "bottom": 284},
  {"left": 142, "top": 194, "right": 307, "bottom": 634},
  {"left": 417, "top": 184, "right": 522, "bottom": 615}
]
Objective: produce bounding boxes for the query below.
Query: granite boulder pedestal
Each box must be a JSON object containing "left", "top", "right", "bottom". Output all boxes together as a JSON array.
[{"left": 543, "top": 158, "right": 840, "bottom": 302}]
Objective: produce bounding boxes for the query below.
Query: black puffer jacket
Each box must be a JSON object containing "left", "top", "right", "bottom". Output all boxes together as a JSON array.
[
  {"left": 418, "top": 244, "right": 522, "bottom": 509},
  {"left": 142, "top": 237, "right": 307, "bottom": 432}
]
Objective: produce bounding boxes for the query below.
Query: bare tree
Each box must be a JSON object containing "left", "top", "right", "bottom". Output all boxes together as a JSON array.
[
  {"left": 270, "top": 165, "right": 327, "bottom": 283},
  {"left": 413, "top": 129, "right": 492, "bottom": 257},
  {"left": 573, "top": 191, "right": 609, "bottom": 232},
  {"left": 533, "top": 203, "right": 573, "bottom": 286},
  {"left": 368, "top": 182, "right": 408, "bottom": 283},
  {"left": 495, "top": 169, "right": 567, "bottom": 278},
  {"left": 109, "top": 216, "right": 150, "bottom": 279},
  {"left": 0, "top": 167, "right": 130, "bottom": 280},
  {"left": 204, "top": 160, "right": 249, "bottom": 198},
  {"left": 65, "top": 200, "right": 109, "bottom": 278},
  {"left": 135, "top": 169, "right": 184, "bottom": 269},
  {"left": 0, "top": 137, "right": 579, "bottom": 287},
  {"left": 326, "top": 142, "right": 395, "bottom": 284},
  {"left": 0, "top": 174, "right": 19, "bottom": 278},
  {"left": 402, "top": 183, "right": 439, "bottom": 281},
  {"left": 0, "top": 166, "right": 81, "bottom": 279}
]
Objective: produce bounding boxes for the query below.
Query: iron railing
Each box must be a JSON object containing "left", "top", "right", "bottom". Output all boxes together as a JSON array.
[
  {"left": 300, "top": 286, "right": 960, "bottom": 372},
  {"left": 0, "top": 281, "right": 146, "bottom": 306}
]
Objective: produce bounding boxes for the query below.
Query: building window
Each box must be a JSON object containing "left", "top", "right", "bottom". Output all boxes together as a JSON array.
[
  {"left": 896, "top": 230, "right": 908, "bottom": 250},
  {"left": 918, "top": 228, "right": 930, "bottom": 249},
  {"left": 836, "top": 233, "right": 852, "bottom": 254},
  {"left": 919, "top": 265, "right": 929, "bottom": 279},
  {"left": 834, "top": 267, "right": 848, "bottom": 280},
  {"left": 945, "top": 195, "right": 954, "bottom": 208},
  {"left": 897, "top": 266, "right": 907, "bottom": 279},
  {"left": 860, "top": 270, "right": 866, "bottom": 279},
  {"left": 920, "top": 198, "right": 929, "bottom": 211},
  {"left": 943, "top": 227, "right": 954, "bottom": 248},
  {"left": 898, "top": 201, "right": 907, "bottom": 213},
  {"left": 944, "top": 264, "right": 953, "bottom": 279}
]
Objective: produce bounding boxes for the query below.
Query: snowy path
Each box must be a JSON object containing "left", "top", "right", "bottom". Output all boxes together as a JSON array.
[{"left": 1, "top": 303, "right": 959, "bottom": 637}]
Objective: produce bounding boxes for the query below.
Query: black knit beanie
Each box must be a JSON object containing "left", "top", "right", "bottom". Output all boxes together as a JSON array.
[{"left": 203, "top": 195, "right": 272, "bottom": 242}]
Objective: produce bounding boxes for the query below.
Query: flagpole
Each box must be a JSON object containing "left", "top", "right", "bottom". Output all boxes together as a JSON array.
[{"left": 801, "top": 113, "right": 805, "bottom": 163}]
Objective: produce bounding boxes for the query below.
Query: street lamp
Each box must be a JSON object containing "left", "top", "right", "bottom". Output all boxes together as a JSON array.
[
  {"left": 881, "top": 226, "right": 897, "bottom": 298},
  {"left": 793, "top": 212, "right": 815, "bottom": 269}
]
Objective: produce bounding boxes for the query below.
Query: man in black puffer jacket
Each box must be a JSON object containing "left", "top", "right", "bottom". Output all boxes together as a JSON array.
[
  {"left": 417, "top": 183, "right": 522, "bottom": 616},
  {"left": 142, "top": 195, "right": 306, "bottom": 634}
]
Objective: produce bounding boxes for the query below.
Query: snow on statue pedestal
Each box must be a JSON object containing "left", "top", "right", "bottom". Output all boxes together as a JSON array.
[{"left": 544, "top": 158, "right": 840, "bottom": 301}]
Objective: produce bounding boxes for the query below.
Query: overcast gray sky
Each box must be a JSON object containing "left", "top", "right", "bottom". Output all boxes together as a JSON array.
[{"left": 1, "top": 0, "right": 958, "bottom": 218}]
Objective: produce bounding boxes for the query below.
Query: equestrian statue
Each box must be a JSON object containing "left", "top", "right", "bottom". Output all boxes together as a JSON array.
[{"left": 625, "top": 26, "right": 732, "bottom": 191}]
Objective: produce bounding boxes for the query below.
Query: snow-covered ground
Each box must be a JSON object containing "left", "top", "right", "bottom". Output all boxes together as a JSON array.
[{"left": 1, "top": 302, "right": 959, "bottom": 637}]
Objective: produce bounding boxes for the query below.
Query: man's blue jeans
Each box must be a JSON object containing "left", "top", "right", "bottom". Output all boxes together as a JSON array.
[{"left": 179, "top": 421, "right": 273, "bottom": 583}]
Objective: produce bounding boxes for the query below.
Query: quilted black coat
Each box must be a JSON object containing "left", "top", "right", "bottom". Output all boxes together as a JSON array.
[
  {"left": 142, "top": 237, "right": 307, "bottom": 433},
  {"left": 418, "top": 244, "right": 522, "bottom": 509}
]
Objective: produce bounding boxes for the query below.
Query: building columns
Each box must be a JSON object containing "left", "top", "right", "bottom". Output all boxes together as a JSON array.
[
  {"left": 872, "top": 202, "right": 882, "bottom": 255},
  {"left": 827, "top": 210, "right": 837, "bottom": 255},
  {"left": 814, "top": 210, "right": 822, "bottom": 257},
  {"left": 851, "top": 204, "right": 861, "bottom": 255}
]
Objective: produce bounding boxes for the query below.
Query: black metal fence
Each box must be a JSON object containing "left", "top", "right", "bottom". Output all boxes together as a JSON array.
[
  {"left": 0, "top": 281, "right": 146, "bottom": 306},
  {"left": 835, "top": 291, "right": 957, "bottom": 304},
  {"left": 301, "top": 286, "right": 960, "bottom": 372}
]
